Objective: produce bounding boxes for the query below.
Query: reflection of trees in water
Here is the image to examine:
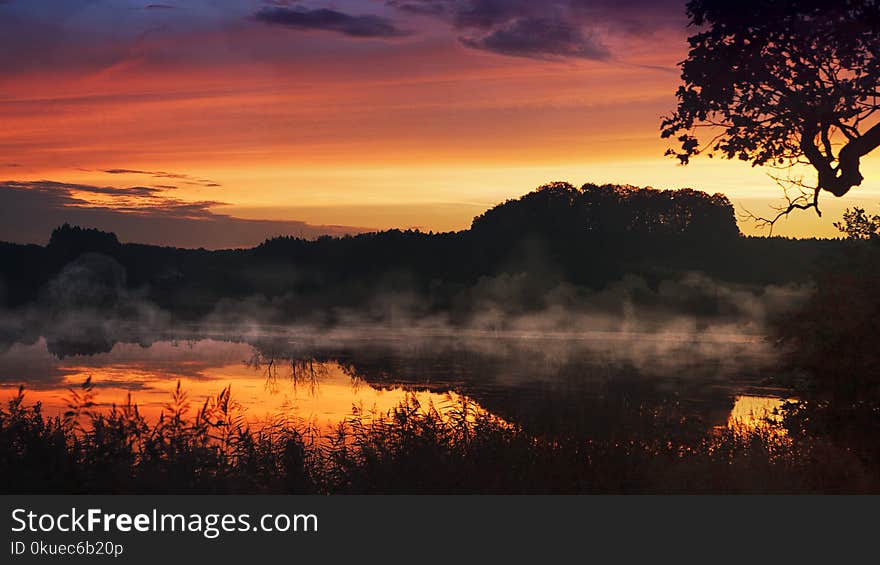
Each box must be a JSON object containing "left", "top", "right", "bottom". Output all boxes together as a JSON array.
[
  {"left": 0, "top": 324, "right": 760, "bottom": 449},
  {"left": 246, "top": 339, "right": 740, "bottom": 444},
  {"left": 46, "top": 333, "right": 115, "bottom": 359},
  {"left": 244, "top": 349, "right": 329, "bottom": 397}
]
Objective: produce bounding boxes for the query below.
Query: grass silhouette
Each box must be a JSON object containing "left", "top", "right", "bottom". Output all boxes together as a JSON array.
[{"left": 0, "top": 379, "right": 876, "bottom": 494}]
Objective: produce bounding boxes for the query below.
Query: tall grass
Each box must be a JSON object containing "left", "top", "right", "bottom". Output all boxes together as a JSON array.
[{"left": 0, "top": 381, "right": 876, "bottom": 493}]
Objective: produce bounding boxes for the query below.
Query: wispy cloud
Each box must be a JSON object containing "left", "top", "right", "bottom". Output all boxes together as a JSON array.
[
  {"left": 93, "top": 168, "right": 221, "bottom": 188},
  {"left": 460, "top": 17, "right": 609, "bottom": 60},
  {"left": 1, "top": 180, "right": 166, "bottom": 200},
  {"left": 254, "top": 6, "right": 409, "bottom": 38},
  {"left": 388, "top": 0, "right": 684, "bottom": 60}
]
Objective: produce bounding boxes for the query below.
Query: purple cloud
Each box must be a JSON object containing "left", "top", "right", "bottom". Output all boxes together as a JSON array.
[
  {"left": 461, "top": 16, "right": 609, "bottom": 60},
  {"left": 255, "top": 6, "right": 409, "bottom": 38}
]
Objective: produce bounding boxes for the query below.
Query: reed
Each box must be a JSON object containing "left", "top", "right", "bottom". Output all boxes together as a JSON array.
[{"left": 0, "top": 381, "right": 876, "bottom": 494}]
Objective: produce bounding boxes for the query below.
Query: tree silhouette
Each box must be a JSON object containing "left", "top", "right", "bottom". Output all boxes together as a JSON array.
[
  {"left": 835, "top": 206, "right": 880, "bottom": 240},
  {"left": 662, "top": 0, "right": 880, "bottom": 225}
]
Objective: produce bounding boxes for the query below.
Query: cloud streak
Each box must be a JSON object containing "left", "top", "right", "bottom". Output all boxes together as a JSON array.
[
  {"left": 1, "top": 180, "right": 166, "bottom": 200},
  {"left": 97, "top": 168, "right": 221, "bottom": 188},
  {"left": 254, "top": 6, "right": 409, "bottom": 38}
]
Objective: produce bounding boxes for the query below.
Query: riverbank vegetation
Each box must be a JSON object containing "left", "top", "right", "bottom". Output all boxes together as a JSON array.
[{"left": 1, "top": 379, "right": 876, "bottom": 494}]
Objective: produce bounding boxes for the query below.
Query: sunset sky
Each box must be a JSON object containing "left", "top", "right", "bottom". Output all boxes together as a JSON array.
[{"left": 3, "top": 0, "right": 880, "bottom": 247}]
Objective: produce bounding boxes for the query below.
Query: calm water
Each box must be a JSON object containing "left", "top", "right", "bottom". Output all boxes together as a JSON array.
[{"left": 0, "top": 329, "right": 790, "bottom": 438}]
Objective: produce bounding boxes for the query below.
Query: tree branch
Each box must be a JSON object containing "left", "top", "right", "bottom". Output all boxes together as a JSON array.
[{"left": 743, "top": 175, "right": 822, "bottom": 235}]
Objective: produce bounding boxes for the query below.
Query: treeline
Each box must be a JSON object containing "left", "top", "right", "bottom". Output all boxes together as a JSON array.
[{"left": 0, "top": 182, "right": 849, "bottom": 320}]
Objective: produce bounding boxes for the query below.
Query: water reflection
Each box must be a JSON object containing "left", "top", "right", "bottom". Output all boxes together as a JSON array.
[
  {"left": 0, "top": 332, "right": 791, "bottom": 440},
  {"left": 727, "top": 395, "right": 787, "bottom": 430},
  {"left": 0, "top": 339, "right": 483, "bottom": 434}
]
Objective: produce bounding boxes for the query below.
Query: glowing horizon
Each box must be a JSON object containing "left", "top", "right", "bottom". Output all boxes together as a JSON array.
[{"left": 3, "top": 0, "right": 879, "bottom": 246}]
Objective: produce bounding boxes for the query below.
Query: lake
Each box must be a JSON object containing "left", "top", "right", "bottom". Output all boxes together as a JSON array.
[{"left": 0, "top": 327, "right": 790, "bottom": 442}]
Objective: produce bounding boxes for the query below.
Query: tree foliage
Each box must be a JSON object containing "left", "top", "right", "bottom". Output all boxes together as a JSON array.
[
  {"left": 471, "top": 182, "right": 740, "bottom": 240},
  {"left": 662, "top": 0, "right": 880, "bottom": 220},
  {"left": 835, "top": 206, "right": 880, "bottom": 239}
]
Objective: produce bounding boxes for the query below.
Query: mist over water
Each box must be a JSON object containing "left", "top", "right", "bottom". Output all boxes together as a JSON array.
[
  {"left": 0, "top": 266, "right": 811, "bottom": 441},
  {"left": 1, "top": 259, "right": 812, "bottom": 358}
]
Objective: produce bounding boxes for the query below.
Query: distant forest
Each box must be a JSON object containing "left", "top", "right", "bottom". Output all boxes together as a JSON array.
[{"left": 0, "top": 182, "right": 852, "bottom": 324}]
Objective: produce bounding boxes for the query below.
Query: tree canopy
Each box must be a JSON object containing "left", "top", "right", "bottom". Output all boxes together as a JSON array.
[
  {"left": 662, "top": 0, "right": 880, "bottom": 222},
  {"left": 835, "top": 206, "right": 880, "bottom": 239},
  {"left": 470, "top": 182, "right": 740, "bottom": 240}
]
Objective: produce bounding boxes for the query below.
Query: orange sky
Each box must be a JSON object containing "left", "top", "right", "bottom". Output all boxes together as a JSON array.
[{"left": 2, "top": 0, "right": 879, "bottom": 245}]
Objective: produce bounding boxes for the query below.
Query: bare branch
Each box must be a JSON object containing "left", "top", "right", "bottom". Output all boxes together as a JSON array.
[{"left": 742, "top": 173, "right": 822, "bottom": 235}]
